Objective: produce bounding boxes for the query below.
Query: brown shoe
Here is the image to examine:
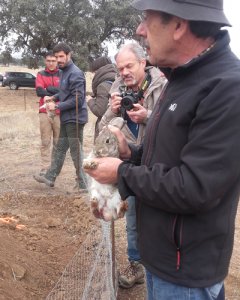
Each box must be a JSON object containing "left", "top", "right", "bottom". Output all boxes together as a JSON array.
[{"left": 118, "top": 261, "right": 145, "bottom": 289}]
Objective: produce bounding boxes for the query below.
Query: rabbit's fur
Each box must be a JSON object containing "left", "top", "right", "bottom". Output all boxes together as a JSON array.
[{"left": 83, "top": 123, "right": 128, "bottom": 221}]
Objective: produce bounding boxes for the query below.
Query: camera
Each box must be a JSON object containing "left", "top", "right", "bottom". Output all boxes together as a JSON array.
[
  {"left": 120, "top": 90, "right": 140, "bottom": 111},
  {"left": 119, "top": 71, "right": 152, "bottom": 111}
]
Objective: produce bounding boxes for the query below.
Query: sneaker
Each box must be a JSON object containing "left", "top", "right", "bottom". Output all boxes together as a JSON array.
[
  {"left": 33, "top": 174, "right": 54, "bottom": 187},
  {"left": 118, "top": 261, "right": 145, "bottom": 289}
]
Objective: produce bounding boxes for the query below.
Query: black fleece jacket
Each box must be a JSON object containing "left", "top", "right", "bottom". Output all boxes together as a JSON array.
[{"left": 118, "top": 30, "right": 240, "bottom": 287}]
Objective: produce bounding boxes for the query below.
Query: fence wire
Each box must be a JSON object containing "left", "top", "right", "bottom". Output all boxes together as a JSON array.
[{"left": 46, "top": 221, "right": 117, "bottom": 300}]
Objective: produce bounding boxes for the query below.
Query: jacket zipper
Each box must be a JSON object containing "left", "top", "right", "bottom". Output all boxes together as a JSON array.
[
  {"left": 176, "top": 247, "right": 181, "bottom": 271},
  {"left": 172, "top": 215, "right": 183, "bottom": 270}
]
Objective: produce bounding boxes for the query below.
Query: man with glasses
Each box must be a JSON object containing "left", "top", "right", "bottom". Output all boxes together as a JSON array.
[
  {"left": 35, "top": 50, "right": 61, "bottom": 175},
  {"left": 84, "top": 0, "right": 240, "bottom": 299},
  {"left": 99, "top": 42, "right": 166, "bottom": 289}
]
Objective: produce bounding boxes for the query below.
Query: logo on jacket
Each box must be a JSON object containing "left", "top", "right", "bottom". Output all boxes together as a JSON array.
[{"left": 168, "top": 103, "right": 177, "bottom": 111}]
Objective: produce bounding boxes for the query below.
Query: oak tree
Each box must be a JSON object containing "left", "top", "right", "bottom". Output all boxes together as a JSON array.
[{"left": 0, "top": 0, "right": 140, "bottom": 70}]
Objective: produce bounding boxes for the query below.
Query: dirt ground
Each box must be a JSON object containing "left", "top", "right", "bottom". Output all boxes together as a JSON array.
[{"left": 0, "top": 86, "right": 239, "bottom": 300}]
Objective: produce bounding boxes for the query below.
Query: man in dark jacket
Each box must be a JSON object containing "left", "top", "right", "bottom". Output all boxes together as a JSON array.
[
  {"left": 84, "top": 0, "right": 240, "bottom": 299},
  {"left": 35, "top": 50, "right": 61, "bottom": 175},
  {"left": 34, "top": 43, "right": 88, "bottom": 190},
  {"left": 86, "top": 56, "right": 117, "bottom": 141}
]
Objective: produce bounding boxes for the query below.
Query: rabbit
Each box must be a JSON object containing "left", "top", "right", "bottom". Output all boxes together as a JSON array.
[
  {"left": 39, "top": 100, "right": 56, "bottom": 122},
  {"left": 83, "top": 122, "right": 128, "bottom": 222}
]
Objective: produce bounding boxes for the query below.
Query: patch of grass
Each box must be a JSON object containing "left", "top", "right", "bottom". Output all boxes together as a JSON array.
[{"left": 0, "top": 111, "right": 39, "bottom": 141}]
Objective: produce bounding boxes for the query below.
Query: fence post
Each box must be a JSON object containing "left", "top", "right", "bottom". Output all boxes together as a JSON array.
[
  {"left": 76, "top": 90, "right": 80, "bottom": 183},
  {"left": 111, "top": 220, "right": 117, "bottom": 297},
  {"left": 23, "top": 89, "right": 26, "bottom": 111}
]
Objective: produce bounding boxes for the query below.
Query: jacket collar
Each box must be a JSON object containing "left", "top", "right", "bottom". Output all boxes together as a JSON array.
[{"left": 45, "top": 67, "right": 59, "bottom": 74}]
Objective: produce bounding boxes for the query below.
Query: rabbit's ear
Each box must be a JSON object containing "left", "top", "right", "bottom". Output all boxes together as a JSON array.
[
  {"left": 109, "top": 117, "right": 125, "bottom": 130},
  {"left": 100, "top": 124, "right": 109, "bottom": 132},
  {"left": 105, "top": 124, "right": 110, "bottom": 132}
]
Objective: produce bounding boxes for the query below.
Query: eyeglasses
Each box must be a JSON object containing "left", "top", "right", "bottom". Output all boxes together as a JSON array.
[
  {"left": 138, "top": 12, "right": 146, "bottom": 23},
  {"left": 46, "top": 60, "right": 57, "bottom": 63}
]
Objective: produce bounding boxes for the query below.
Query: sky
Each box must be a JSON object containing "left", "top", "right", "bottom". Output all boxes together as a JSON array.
[{"left": 224, "top": 0, "right": 240, "bottom": 58}]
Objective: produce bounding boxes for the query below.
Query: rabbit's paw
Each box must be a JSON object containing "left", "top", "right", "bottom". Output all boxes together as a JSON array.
[
  {"left": 90, "top": 198, "right": 102, "bottom": 219},
  {"left": 117, "top": 200, "right": 128, "bottom": 219},
  {"left": 83, "top": 159, "right": 99, "bottom": 170}
]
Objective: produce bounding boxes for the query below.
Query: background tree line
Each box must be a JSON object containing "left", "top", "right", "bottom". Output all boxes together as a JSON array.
[{"left": 0, "top": 0, "right": 140, "bottom": 71}]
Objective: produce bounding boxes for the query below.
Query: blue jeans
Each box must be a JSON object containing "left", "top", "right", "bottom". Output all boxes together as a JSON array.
[
  {"left": 126, "top": 196, "right": 140, "bottom": 261},
  {"left": 146, "top": 270, "right": 224, "bottom": 300}
]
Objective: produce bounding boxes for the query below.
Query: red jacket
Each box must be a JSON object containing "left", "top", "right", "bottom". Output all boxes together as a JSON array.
[{"left": 35, "top": 67, "right": 61, "bottom": 114}]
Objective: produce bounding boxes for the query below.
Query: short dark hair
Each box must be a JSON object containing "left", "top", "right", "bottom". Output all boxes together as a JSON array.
[
  {"left": 45, "top": 50, "right": 55, "bottom": 58},
  {"left": 158, "top": 11, "right": 222, "bottom": 39},
  {"left": 189, "top": 21, "right": 222, "bottom": 38},
  {"left": 53, "top": 43, "right": 72, "bottom": 55},
  {"left": 158, "top": 11, "right": 173, "bottom": 24},
  {"left": 89, "top": 57, "right": 112, "bottom": 72}
]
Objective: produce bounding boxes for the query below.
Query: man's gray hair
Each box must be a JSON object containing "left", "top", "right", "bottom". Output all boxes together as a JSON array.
[{"left": 115, "top": 42, "right": 146, "bottom": 61}]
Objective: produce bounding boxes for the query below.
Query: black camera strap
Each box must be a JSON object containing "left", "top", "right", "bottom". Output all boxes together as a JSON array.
[{"left": 137, "top": 71, "right": 152, "bottom": 100}]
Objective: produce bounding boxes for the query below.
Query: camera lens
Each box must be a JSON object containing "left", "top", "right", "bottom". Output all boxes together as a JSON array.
[{"left": 121, "top": 95, "right": 136, "bottom": 110}]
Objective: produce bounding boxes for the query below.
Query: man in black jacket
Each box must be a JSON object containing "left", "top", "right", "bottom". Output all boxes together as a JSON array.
[
  {"left": 34, "top": 43, "right": 88, "bottom": 191},
  {"left": 84, "top": 0, "right": 240, "bottom": 299}
]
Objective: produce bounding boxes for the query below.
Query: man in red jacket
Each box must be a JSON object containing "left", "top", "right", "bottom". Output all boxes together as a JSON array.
[{"left": 35, "top": 51, "right": 61, "bottom": 175}]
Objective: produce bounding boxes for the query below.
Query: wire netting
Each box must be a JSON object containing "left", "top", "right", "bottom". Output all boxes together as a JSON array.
[{"left": 46, "top": 221, "right": 117, "bottom": 300}]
